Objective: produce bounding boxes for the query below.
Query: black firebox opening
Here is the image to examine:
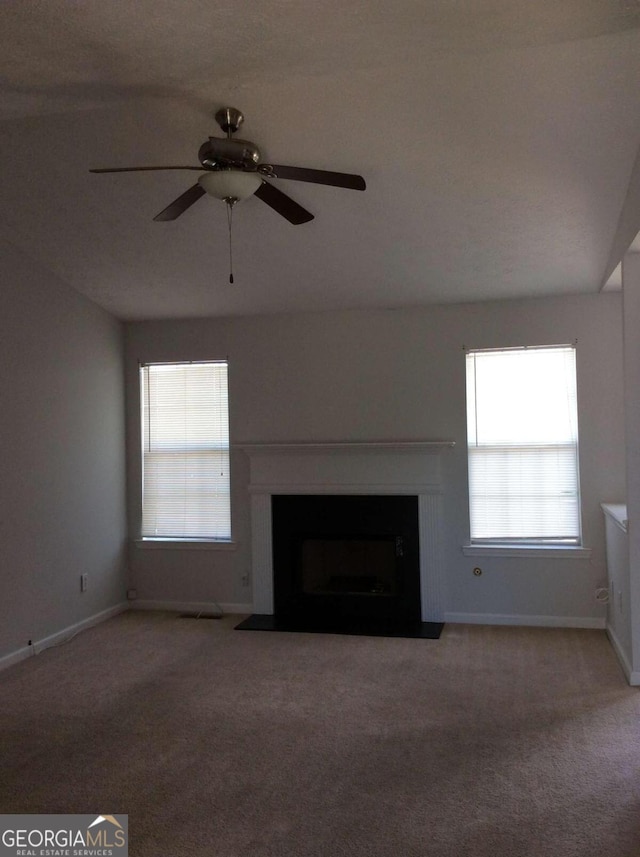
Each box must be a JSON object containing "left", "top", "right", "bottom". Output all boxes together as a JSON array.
[
  {"left": 299, "top": 536, "right": 400, "bottom": 596},
  {"left": 272, "top": 495, "right": 421, "bottom": 631}
]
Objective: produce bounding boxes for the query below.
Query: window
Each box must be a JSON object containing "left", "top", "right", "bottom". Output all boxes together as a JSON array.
[
  {"left": 465, "top": 345, "right": 581, "bottom": 546},
  {"left": 140, "top": 361, "right": 231, "bottom": 541}
]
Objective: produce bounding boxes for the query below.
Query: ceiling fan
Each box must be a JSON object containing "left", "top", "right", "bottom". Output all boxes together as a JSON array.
[{"left": 90, "top": 106, "right": 366, "bottom": 225}]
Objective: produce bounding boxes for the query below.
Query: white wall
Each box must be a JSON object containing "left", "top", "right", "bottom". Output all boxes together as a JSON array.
[
  {"left": 125, "top": 292, "right": 625, "bottom": 625},
  {"left": 622, "top": 252, "right": 640, "bottom": 680},
  {"left": 0, "top": 240, "right": 128, "bottom": 663}
]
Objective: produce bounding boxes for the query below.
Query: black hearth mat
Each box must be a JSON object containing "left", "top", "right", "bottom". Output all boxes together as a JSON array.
[{"left": 235, "top": 614, "right": 443, "bottom": 639}]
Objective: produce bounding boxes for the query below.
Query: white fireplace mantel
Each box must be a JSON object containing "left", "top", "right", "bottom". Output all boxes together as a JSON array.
[
  {"left": 240, "top": 441, "right": 454, "bottom": 452},
  {"left": 241, "top": 441, "right": 455, "bottom": 623}
]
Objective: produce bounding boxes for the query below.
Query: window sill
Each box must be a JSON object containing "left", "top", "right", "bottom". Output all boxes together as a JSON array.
[
  {"left": 135, "top": 539, "right": 237, "bottom": 551},
  {"left": 462, "top": 544, "right": 591, "bottom": 559}
]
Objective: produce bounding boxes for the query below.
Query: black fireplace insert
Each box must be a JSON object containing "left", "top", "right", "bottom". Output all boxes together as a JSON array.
[{"left": 271, "top": 494, "right": 421, "bottom": 632}]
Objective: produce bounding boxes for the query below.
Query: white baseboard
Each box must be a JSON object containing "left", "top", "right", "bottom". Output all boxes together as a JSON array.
[
  {"left": 131, "top": 599, "right": 252, "bottom": 615},
  {"left": 444, "top": 612, "right": 606, "bottom": 630},
  {"left": 606, "top": 624, "right": 640, "bottom": 685},
  {"left": 0, "top": 602, "right": 129, "bottom": 673}
]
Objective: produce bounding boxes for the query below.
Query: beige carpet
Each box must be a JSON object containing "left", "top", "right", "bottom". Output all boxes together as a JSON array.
[{"left": 0, "top": 612, "right": 639, "bottom": 857}]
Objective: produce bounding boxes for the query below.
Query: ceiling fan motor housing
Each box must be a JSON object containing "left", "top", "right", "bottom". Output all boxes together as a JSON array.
[{"left": 198, "top": 138, "right": 261, "bottom": 170}]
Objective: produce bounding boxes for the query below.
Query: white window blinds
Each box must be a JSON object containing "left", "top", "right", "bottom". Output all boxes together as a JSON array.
[
  {"left": 140, "top": 361, "right": 231, "bottom": 540},
  {"left": 466, "top": 345, "right": 580, "bottom": 544}
]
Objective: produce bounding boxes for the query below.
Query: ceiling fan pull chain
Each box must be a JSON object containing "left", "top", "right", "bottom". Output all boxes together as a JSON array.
[{"left": 226, "top": 200, "right": 234, "bottom": 284}]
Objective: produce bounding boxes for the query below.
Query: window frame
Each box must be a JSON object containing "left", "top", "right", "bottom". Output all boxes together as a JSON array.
[
  {"left": 137, "top": 359, "right": 234, "bottom": 548},
  {"left": 464, "top": 343, "right": 585, "bottom": 552}
]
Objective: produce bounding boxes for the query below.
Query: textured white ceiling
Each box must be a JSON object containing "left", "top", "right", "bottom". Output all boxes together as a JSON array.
[{"left": 2, "top": 0, "right": 640, "bottom": 319}]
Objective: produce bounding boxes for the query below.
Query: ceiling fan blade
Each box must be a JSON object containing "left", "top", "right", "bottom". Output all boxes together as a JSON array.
[
  {"left": 254, "top": 181, "right": 314, "bottom": 225},
  {"left": 90, "top": 166, "right": 204, "bottom": 173},
  {"left": 259, "top": 164, "right": 366, "bottom": 191},
  {"left": 153, "top": 184, "right": 207, "bottom": 221}
]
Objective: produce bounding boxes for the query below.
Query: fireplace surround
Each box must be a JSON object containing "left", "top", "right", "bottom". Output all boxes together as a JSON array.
[{"left": 238, "top": 441, "right": 454, "bottom": 635}]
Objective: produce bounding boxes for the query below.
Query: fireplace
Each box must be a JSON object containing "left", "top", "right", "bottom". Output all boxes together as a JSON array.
[
  {"left": 272, "top": 495, "right": 420, "bottom": 631},
  {"left": 237, "top": 441, "right": 454, "bottom": 637}
]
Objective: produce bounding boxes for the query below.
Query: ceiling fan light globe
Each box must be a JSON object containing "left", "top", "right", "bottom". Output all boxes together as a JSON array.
[{"left": 198, "top": 171, "right": 262, "bottom": 201}]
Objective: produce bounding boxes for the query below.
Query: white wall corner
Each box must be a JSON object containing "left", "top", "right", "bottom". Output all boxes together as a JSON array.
[
  {"left": 621, "top": 252, "right": 640, "bottom": 678},
  {"left": 607, "top": 623, "right": 640, "bottom": 685}
]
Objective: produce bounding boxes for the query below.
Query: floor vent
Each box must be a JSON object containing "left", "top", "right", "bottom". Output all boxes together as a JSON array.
[{"left": 179, "top": 612, "right": 223, "bottom": 620}]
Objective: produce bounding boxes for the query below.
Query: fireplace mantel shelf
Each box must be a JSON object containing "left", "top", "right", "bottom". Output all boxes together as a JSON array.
[{"left": 239, "top": 440, "right": 455, "bottom": 454}]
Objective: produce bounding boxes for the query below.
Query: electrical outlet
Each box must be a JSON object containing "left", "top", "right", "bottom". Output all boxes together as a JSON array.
[{"left": 80, "top": 573, "right": 88, "bottom": 592}]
